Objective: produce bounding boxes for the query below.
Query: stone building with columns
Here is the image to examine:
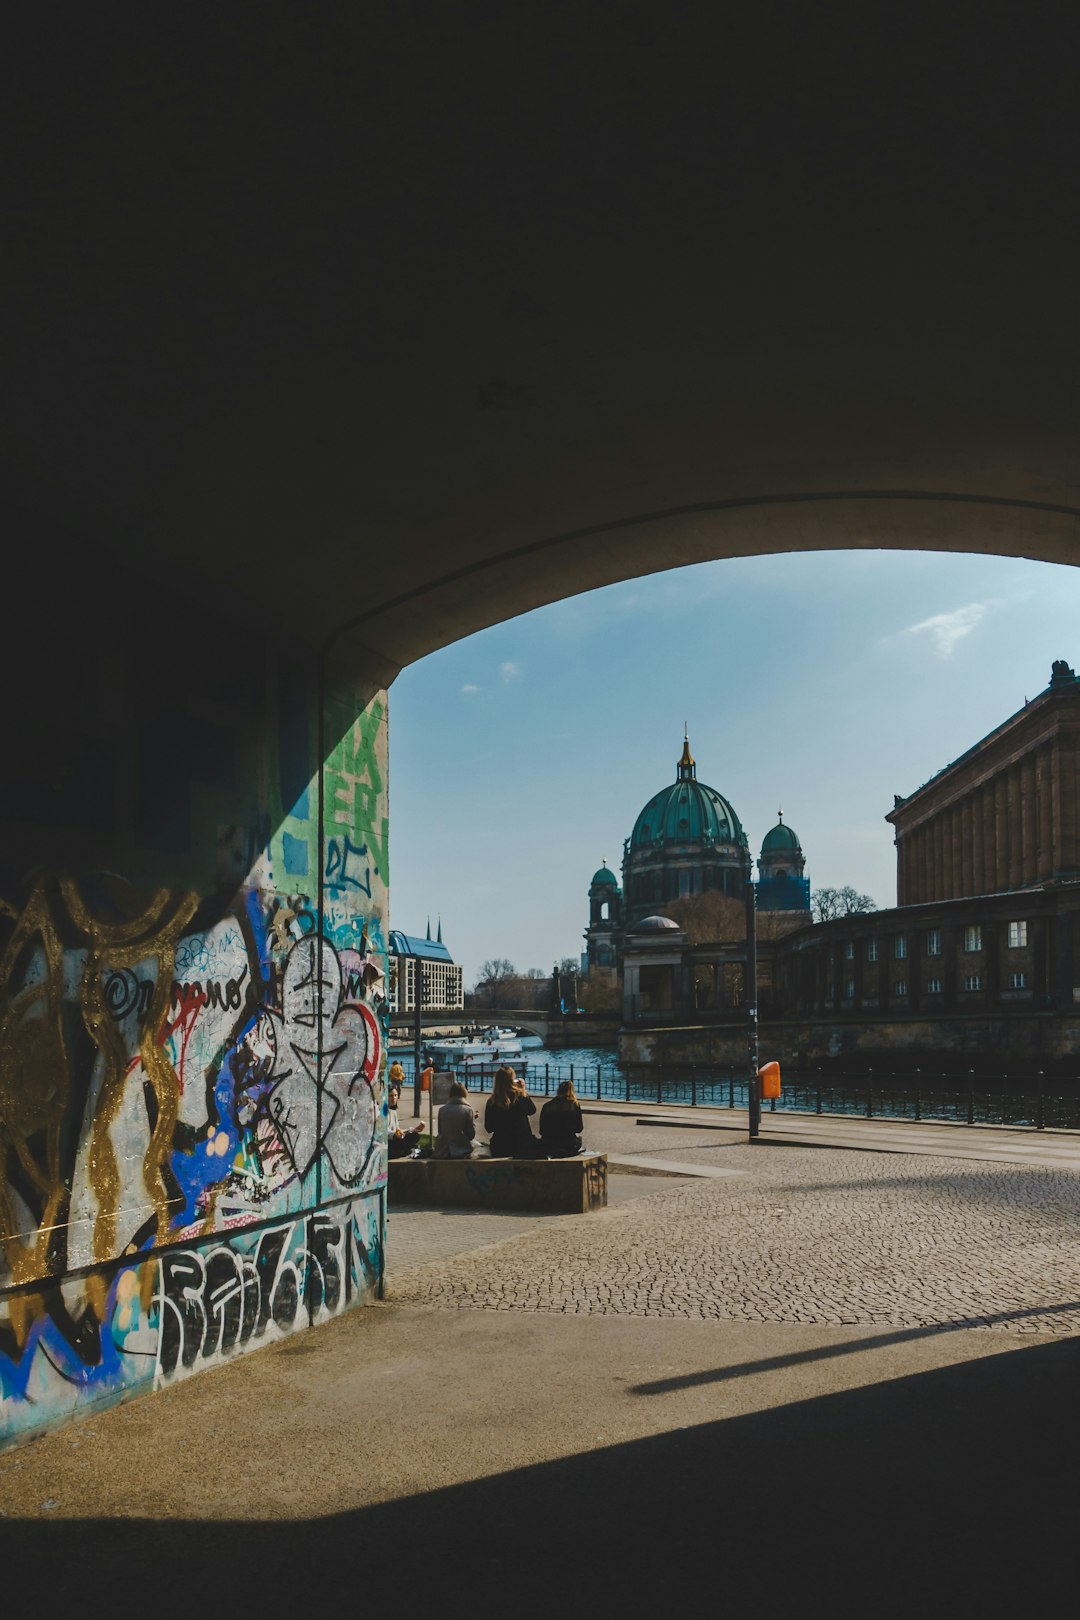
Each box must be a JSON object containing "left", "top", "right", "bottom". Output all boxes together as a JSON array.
[{"left": 887, "top": 658, "right": 1080, "bottom": 902}]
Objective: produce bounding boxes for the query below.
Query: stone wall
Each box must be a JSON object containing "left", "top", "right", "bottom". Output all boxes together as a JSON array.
[{"left": 621, "top": 1012, "right": 1080, "bottom": 1075}]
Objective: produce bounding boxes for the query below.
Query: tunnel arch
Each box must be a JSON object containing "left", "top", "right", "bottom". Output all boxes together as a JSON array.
[{"left": 326, "top": 491, "right": 1080, "bottom": 688}]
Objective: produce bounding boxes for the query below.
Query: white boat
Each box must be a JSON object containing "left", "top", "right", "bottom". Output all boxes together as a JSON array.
[{"left": 425, "top": 1026, "right": 529, "bottom": 1073}]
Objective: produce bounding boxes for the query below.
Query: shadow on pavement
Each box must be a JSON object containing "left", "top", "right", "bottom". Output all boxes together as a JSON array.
[
  {"left": 5, "top": 1334, "right": 1076, "bottom": 1612},
  {"left": 630, "top": 1299, "right": 1080, "bottom": 1393}
]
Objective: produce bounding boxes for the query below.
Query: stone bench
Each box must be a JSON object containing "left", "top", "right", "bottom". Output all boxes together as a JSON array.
[{"left": 387, "top": 1152, "right": 608, "bottom": 1213}]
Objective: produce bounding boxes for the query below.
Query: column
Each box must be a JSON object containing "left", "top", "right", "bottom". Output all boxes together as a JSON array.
[
  {"left": 994, "top": 774, "right": 1009, "bottom": 892},
  {"left": 1038, "top": 743, "right": 1053, "bottom": 880},
  {"left": 1020, "top": 754, "right": 1036, "bottom": 885},
  {"left": 1060, "top": 734, "right": 1078, "bottom": 876},
  {"left": 960, "top": 797, "right": 974, "bottom": 897},
  {"left": 971, "top": 787, "right": 985, "bottom": 895},
  {"left": 1007, "top": 765, "right": 1022, "bottom": 889},
  {"left": 985, "top": 784, "right": 997, "bottom": 892}
]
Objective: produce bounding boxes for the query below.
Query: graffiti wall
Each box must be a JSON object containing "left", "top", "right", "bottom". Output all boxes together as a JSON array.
[{"left": 0, "top": 680, "right": 390, "bottom": 1447}]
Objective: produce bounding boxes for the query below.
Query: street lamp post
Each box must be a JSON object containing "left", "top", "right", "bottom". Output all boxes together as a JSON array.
[
  {"left": 745, "top": 856, "right": 760, "bottom": 1140},
  {"left": 412, "top": 959, "right": 427, "bottom": 1116}
]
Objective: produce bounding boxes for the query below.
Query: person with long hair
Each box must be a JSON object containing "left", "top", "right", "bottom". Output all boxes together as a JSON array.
[
  {"left": 484, "top": 1065, "right": 544, "bottom": 1158},
  {"left": 434, "top": 1078, "right": 477, "bottom": 1159},
  {"left": 539, "top": 1078, "right": 584, "bottom": 1157}
]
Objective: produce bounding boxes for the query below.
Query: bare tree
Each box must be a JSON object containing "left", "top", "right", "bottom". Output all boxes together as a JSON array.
[
  {"left": 811, "top": 885, "right": 877, "bottom": 923},
  {"left": 665, "top": 891, "right": 746, "bottom": 945},
  {"left": 473, "top": 958, "right": 517, "bottom": 1008}
]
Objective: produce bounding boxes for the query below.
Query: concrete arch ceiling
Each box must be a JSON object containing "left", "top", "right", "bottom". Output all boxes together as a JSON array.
[{"left": 5, "top": 10, "right": 1079, "bottom": 689}]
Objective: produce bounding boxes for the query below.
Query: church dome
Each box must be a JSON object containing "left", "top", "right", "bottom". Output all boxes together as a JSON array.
[
  {"left": 629, "top": 759, "right": 747, "bottom": 852},
  {"left": 762, "top": 817, "right": 801, "bottom": 853},
  {"left": 591, "top": 861, "right": 618, "bottom": 887},
  {"left": 632, "top": 915, "right": 680, "bottom": 931}
]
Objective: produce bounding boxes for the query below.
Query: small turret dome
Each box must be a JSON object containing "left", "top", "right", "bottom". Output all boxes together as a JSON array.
[
  {"left": 762, "top": 815, "right": 801, "bottom": 853},
  {"left": 591, "top": 861, "right": 618, "bottom": 887}
]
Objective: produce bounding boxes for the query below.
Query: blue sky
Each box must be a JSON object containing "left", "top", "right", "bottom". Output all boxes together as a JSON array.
[{"left": 388, "top": 549, "right": 1076, "bottom": 986}]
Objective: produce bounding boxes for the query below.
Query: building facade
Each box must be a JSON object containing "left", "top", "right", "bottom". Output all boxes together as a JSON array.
[
  {"left": 887, "top": 659, "right": 1080, "bottom": 903},
  {"left": 387, "top": 923, "right": 464, "bottom": 1013}
]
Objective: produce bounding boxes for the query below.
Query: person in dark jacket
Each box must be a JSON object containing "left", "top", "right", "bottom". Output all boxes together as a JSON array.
[
  {"left": 484, "top": 1065, "right": 544, "bottom": 1158},
  {"left": 539, "top": 1079, "right": 584, "bottom": 1157}
]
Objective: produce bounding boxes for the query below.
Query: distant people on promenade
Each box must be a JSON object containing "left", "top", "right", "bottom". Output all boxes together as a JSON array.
[
  {"left": 434, "top": 1080, "right": 477, "bottom": 1159},
  {"left": 539, "top": 1079, "right": 584, "bottom": 1157},
  {"left": 386, "top": 1084, "right": 425, "bottom": 1158},
  {"left": 485, "top": 1065, "right": 545, "bottom": 1158}
]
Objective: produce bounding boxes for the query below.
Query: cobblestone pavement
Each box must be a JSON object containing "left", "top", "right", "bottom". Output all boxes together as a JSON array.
[{"left": 388, "top": 1117, "right": 1080, "bottom": 1335}]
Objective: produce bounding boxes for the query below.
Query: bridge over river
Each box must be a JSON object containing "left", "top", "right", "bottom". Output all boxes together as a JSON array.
[{"left": 387, "top": 1010, "right": 619, "bottom": 1049}]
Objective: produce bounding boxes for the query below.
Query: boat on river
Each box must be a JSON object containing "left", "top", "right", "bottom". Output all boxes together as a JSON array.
[{"left": 425, "top": 1026, "right": 529, "bottom": 1074}]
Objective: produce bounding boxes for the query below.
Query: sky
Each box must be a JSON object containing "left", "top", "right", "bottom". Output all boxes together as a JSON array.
[{"left": 387, "top": 549, "right": 1079, "bottom": 988}]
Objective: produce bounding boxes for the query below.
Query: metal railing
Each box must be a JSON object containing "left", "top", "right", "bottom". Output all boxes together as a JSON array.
[{"left": 416, "top": 1059, "right": 1080, "bottom": 1132}]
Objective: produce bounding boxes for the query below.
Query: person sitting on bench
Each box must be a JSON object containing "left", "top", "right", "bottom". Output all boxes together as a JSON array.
[
  {"left": 387, "top": 1084, "right": 425, "bottom": 1158},
  {"left": 539, "top": 1078, "right": 584, "bottom": 1157},
  {"left": 484, "top": 1065, "right": 545, "bottom": 1158},
  {"left": 434, "top": 1079, "right": 477, "bottom": 1159}
]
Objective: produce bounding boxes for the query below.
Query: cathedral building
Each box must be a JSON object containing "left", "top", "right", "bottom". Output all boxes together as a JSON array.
[{"left": 584, "top": 732, "right": 811, "bottom": 973}]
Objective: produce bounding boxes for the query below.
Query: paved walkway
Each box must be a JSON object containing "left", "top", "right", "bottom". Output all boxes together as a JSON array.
[
  {"left": 387, "top": 1109, "right": 1080, "bottom": 1334},
  {"left": 5, "top": 1104, "right": 1080, "bottom": 1612}
]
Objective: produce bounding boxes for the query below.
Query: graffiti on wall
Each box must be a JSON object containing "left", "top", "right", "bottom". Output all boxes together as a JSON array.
[
  {"left": 1, "top": 867, "right": 388, "bottom": 1443},
  {"left": 0, "top": 1200, "right": 382, "bottom": 1442}
]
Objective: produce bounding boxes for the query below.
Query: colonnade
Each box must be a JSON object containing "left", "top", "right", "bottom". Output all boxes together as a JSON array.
[{"left": 896, "top": 739, "right": 1075, "bottom": 904}]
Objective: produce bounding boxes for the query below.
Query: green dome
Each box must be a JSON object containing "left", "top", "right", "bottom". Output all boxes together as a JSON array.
[
  {"left": 591, "top": 863, "right": 618, "bottom": 887},
  {"left": 762, "top": 820, "right": 801, "bottom": 853},
  {"left": 630, "top": 777, "right": 747, "bottom": 851}
]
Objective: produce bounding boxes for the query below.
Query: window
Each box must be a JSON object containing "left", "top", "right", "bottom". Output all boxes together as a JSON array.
[
  {"left": 867, "top": 939, "right": 879, "bottom": 962},
  {"left": 926, "top": 977, "right": 942, "bottom": 994},
  {"left": 827, "top": 981, "right": 836, "bottom": 1000},
  {"left": 1008, "top": 921, "right": 1028, "bottom": 949},
  {"left": 845, "top": 979, "right": 856, "bottom": 998},
  {"left": 894, "top": 934, "right": 907, "bottom": 959},
  {"left": 963, "top": 973, "right": 981, "bottom": 991},
  {"left": 1008, "top": 971, "right": 1027, "bottom": 989},
  {"left": 894, "top": 979, "right": 908, "bottom": 996},
  {"left": 926, "top": 929, "right": 942, "bottom": 956},
  {"left": 963, "top": 925, "right": 982, "bottom": 952},
  {"left": 844, "top": 941, "right": 855, "bottom": 960}
]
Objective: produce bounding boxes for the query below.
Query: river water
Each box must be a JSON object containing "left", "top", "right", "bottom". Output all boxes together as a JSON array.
[{"left": 388, "top": 1042, "right": 1080, "bottom": 1131}]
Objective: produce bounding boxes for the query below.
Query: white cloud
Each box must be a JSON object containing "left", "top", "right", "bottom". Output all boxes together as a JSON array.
[
  {"left": 898, "top": 602, "right": 989, "bottom": 659},
  {"left": 499, "top": 661, "right": 521, "bottom": 683},
  {"left": 461, "top": 683, "right": 479, "bottom": 694}
]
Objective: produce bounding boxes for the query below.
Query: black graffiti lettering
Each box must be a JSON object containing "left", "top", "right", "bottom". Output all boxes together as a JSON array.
[
  {"left": 158, "top": 1252, "right": 207, "bottom": 1377},
  {"left": 203, "top": 964, "right": 250, "bottom": 1013},
  {"left": 202, "top": 1247, "right": 245, "bottom": 1359},
  {"left": 253, "top": 1226, "right": 291, "bottom": 1334},
  {"left": 155, "top": 1206, "right": 370, "bottom": 1382},
  {"left": 305, "top": 1213, "right": 343, "bottom": 1315},
  {"left": 270, "top": 1257, "right": 301, "bottom": 1330}
]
